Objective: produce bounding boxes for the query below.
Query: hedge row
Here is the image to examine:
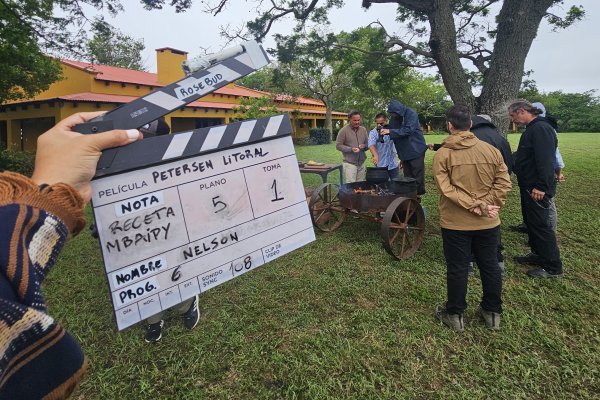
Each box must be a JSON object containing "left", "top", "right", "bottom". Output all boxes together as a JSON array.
[{"left": 0, "top": 150, "right": 35, "bottom": 176}]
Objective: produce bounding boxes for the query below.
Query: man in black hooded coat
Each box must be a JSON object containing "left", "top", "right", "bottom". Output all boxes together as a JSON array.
[{"left": 470, "top": 115, "right": 514, "bottom": 174}]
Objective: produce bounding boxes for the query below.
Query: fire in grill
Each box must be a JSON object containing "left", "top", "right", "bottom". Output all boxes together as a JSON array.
[
  {"left": 352, "top": 184, "right": 394, "bottom": 195},
  {"left": 339, "top": 181, "right": 413, "bottom": 213}
]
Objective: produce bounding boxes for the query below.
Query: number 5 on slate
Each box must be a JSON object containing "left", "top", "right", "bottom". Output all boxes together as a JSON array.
[
  {"left": 271, "top": 179, "right": 284, "bottom": 202},
  {"left": 212, "top": 195, "right": 227, "bottom": 213}
]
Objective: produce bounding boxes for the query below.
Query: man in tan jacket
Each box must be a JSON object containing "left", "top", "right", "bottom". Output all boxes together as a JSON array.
[{"left": 433, "top": 105, "right": 511, "bottom": 332}]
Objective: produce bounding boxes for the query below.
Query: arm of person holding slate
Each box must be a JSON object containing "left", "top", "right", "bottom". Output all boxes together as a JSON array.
[{"left": 0, "top": 112, "right": 141, "bottom": 400}]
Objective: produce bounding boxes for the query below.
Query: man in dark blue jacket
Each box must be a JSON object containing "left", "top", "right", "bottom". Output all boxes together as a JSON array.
[
  {"left": 509, "top": 100, "right": 563, "bottom": 278},
  {"left": 378, "top": 100, "right": 428, "bottom": 195}
]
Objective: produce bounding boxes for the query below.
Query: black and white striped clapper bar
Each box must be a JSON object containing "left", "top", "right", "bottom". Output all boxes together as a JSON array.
[{"left": 92, "top": 114, "right": 293, "bottom": 177}]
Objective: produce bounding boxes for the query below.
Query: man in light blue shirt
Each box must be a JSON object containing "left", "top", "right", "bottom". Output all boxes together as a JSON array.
[{"left": 368, "top": 113, "right": 400, "bottom": 180}]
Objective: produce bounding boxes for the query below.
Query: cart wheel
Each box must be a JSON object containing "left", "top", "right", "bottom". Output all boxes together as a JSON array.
[
  {"left": 308, "top": 183, "right": 346, "bottom": 232},
  {"left": 381, "top": 197, "right": 425, "bottom": 259}
]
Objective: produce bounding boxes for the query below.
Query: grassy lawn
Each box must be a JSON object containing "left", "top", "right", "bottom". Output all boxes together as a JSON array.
[{"left": 47, "top": 133, "right": 600, "bottom": 399}]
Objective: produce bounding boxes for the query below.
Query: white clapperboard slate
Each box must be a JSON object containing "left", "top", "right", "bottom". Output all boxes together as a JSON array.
[{"left": 90, "top": 115, "right": 316, "bottom": 330}]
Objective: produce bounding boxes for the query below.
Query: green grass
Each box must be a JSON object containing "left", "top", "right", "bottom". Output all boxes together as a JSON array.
[{"left": 47, "top": 133, "right": 600, "bottom": 399}]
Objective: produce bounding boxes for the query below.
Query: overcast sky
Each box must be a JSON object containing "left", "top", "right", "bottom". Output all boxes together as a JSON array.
[{"left": 97, "top": 0, "right": 599, "bottom": 94}]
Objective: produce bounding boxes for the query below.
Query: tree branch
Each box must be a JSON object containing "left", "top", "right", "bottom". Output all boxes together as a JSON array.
[
  {"left": 251, "top": 0, "right": 321, "bottom": 40},
  {"left": 385, "top": 38, "right": 433, "bottom": 58},
  {"left": 207, "top": 0, "right": 228, "bottom": 16},
  {"left": 332, "top": 42, "right": 434, "bottom": 68},
  {"left": 456, "top": 0, "right": 499, "bottom": 34},
  {"left": 365, "top": 0, "right": 434, "bottom": 13}
]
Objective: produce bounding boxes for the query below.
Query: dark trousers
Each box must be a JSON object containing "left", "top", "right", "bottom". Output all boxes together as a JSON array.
[
  {"left": 519, "top": 188, "right": 563, "bottom": 273},
  {"left": 442, "top": 227, "right": 502, "bottom": 315},
  {"left": 469, "top": 230, "right": 504, "bottom": 263},
  {"left": 387, "top": 166, "right": 401, "bottom": 180},
  {"left": 403, "top": 155, "right": 426, "bottom": 195}
]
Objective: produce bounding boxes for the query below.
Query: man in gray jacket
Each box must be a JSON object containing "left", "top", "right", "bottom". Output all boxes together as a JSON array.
[{"left": 336, "top": 111, "right": 369, "bottom": 183}]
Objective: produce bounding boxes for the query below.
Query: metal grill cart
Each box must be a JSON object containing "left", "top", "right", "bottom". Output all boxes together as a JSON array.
[{"left": 307, "top": 180, "right": 425, "bottom": 260}]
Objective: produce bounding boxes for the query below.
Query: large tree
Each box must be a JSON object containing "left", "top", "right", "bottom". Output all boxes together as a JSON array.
[
  {"left": 0, "top": 0, "right": 125, "bottom": 103},
  {"left": 0, "top": 0, "right": 64, "bottom": 102},
  {"left": 0, "top": 0, "right": 163, "bottom": 103},
  {"left": 206, "top": 0, "right": 584, "bottom": 133},
  {"left": 86, "top": 17, "right": 146, "bottom": 70}
]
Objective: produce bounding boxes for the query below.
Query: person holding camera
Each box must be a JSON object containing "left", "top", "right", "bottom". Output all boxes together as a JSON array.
[
  {"left": 379, "top": 100, "right": 428, "bottom": 195},
  {"left": 368, "top": 113, "right": 400, "bottom": 180}
]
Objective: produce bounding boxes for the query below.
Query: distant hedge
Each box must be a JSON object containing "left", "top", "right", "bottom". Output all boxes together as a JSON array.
[
  {"left": 0, "top": 149, "right": 35, "bottom": 176},
  {"left": 309, "top": 128, "right": 331, "bottom": 145}
]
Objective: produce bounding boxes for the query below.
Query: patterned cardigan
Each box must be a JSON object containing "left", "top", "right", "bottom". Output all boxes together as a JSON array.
[{"left": 0, "top": 172, "right": 87, "bottom": 399}]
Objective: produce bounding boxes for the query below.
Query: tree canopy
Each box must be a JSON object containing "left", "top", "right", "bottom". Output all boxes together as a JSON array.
[
  {"left": 86, "top": 17, "right": 146, "bottom": 70},
  {"left": 208, "top": 0, "right": 584, "bottom": 132},
  {"left": 0, "top": 0, "right": 141, "bottom": 103},
  {"left": 522, "top": 90, "right": 600, "bottom": 133}
]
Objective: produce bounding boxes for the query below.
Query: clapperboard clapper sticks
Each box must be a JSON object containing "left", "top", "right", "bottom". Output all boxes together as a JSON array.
[{"left": 80, "top": 41, "right": 316, "bottom": 330}]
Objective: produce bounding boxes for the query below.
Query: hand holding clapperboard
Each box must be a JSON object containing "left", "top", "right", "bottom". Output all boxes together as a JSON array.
[{"left": 74, "top": 41, "right": 316, "bottom": 330}]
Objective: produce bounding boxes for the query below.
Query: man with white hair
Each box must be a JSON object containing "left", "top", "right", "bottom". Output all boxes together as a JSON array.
[
  {"left": 512, "top": 102, "right": 564, "bottom": 233},
  {"left": 531, "top": 102, "right": 565, "bottom": 185},
  {"left": 509, "top": 100, "right": 563, "bottom": 278}
]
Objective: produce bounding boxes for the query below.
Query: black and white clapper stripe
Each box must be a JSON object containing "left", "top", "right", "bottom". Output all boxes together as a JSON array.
[{"left": 94, "top": 114, "right": 292, "bottom": 178}]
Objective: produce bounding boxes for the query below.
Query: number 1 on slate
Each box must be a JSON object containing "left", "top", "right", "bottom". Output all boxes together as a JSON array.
[{"left": 271, "top": 179, "right": 284, "bottom": 202}]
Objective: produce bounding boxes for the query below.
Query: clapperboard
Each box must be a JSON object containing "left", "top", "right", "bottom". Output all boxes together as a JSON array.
[{"left": 78, "top": 42, "right": 316, "bottom": 330}]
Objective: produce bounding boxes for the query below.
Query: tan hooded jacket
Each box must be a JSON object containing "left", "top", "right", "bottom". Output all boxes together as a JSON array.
[{"left": 433, "top": 131, "right": 511, "bottom": 230}]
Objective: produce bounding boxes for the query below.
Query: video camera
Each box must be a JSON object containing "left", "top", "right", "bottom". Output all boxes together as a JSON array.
[{"left": 376, "top": 123, "right": 390, "bottom": 143}]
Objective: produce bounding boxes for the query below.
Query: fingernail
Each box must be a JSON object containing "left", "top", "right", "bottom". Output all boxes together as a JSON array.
[{"left": 126, "top": 129, "right": 140, "bottom": 140}]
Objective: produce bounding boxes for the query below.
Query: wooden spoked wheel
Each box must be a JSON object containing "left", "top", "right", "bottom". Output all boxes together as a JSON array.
[
  {"left": 381, "top": 197, "right": 425, "bottom": 259},
  {"left": 308, "top": 183, "right": 346, "bottom": 232}
]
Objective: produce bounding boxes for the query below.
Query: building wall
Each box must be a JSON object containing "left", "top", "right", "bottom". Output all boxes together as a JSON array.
[
  {"left": 157, "top": 48, "right": 187, "bottom": 85},
  {"left": 40, "top": 66, "right": 93, "bottom": 99}
]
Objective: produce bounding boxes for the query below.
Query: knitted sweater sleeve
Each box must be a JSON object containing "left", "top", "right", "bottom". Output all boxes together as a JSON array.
[{"left": 0, "top": 172, "right": 88, "bottom": 399}]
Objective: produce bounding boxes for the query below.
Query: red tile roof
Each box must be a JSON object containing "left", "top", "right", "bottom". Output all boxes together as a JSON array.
[
  {"left": 60, "top": 59, "right": 328, "bottom": 108},
  {"left": 39, "top": 92, "right": 346, "bottom": 116},
  {"left": 62, "top": 60, "right": 160, "bottom": 86}
]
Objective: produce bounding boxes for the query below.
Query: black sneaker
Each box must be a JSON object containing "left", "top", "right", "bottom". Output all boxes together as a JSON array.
[
  {"left": 182, "top": 295, "right": 200, "bottom": 330},
  {"left": 526, "top": 267, "right": 563, "bottom": 278},
  {"left": 144, "top": 320, "right": 164, "bottom": 343},
  {"left": 514, "top": 253, "right": 543, "bottom": 266}
]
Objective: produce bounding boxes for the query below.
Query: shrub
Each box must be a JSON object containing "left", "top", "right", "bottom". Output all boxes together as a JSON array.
[
  {"left": 0, "top": 149, "right": 35, "bottom": 176},
  {"left": 309, "top": 128, "right": 331, "bottom": 145},
  {"left": 332, "top": 128, "right": 340, "bottom": 141},
  {"left": 293, "top": 136, "right": 319, "bottom": 146}
]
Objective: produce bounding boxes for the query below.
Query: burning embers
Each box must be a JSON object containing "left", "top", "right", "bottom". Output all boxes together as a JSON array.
[{"left": 352, "top": 184, "right": 394, "bottom": 196}]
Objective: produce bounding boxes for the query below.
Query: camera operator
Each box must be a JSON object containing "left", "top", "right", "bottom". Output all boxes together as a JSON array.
[
  {"left": 379, "top": 100, "right": 428, "bottom": 195},
  {"left": 368, "top": 113, "right": 400, "bottom": 180}
]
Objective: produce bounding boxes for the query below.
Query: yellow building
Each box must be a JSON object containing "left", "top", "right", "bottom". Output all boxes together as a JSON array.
[{"left": 0, "top": 47, "right": 347, "bottom": 151}]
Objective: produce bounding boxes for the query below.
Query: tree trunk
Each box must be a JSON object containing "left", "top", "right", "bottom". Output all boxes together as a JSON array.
[
  {"left": 325, "top": 106, "right": 333, "bottom": 134},
  {"left": 322, "top": 99, "right": 333, "bottom": 136},
  {"left": 477, "top": 0, "right": 556, "bottom": 135},
  {"left": 426, "top": 0, "right": 476, "bottom": 111}
]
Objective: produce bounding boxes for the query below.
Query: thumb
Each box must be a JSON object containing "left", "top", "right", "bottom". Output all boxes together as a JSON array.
[{"left": 88, "top": 129, "right": 142, "bottom": 151}]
